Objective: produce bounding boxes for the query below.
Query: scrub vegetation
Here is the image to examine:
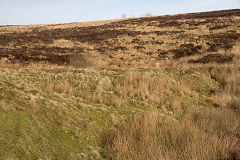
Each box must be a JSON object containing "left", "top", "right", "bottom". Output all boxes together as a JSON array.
[{"left": 0, "top": 9, "right": 240, "bottom": 160}]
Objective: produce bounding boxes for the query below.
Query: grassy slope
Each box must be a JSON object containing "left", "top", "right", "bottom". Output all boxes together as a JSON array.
[
  {"left": 0, "top": 9, "right": 240, "bottom": 160},
  {"left": 0, "top": 68, "right": 220, "bottom": 159}
]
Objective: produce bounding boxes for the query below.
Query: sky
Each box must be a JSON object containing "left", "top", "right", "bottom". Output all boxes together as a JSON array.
[{"left": 0, "top": 0, "right": 239, "bottom": 25}]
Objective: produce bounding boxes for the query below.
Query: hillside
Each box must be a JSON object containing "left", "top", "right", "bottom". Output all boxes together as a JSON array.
[
  {"left": 0, "top": 68, "right": 223, "bottom": 159},
  {"left": 0, "top": 9, "right": 240, "bottom": 67},
  {"left": 0, "top": 9, "right": 240, "bottom": 160}
]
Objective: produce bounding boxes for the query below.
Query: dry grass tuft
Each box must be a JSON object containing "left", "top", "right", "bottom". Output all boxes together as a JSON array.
[
  {"left": 40, "top": 78, "right": 73, "bottom": 95},
  {"left": 39, "top": 76, "right": 126, "bottom": 107},
  {"left": 113, "top": 71, "right": 164, "bottom": 106},
  {"left": 0, "top": 57, "right": 11, "bottom": 65},
  {"left": 193, "top": 64, "right": 240, "bottom": 114},
  {"left": 76, "top": 91, "right": 127, "bottom": 107},
  {"left": 49, "top": 39, "right": 75, "bottom": 48},
  {"left": 103, "top": 109, "right": 239, "bottom": 160}
]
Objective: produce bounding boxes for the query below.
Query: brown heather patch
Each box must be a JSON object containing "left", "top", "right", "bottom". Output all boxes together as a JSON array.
[
  {"left": 188, "top": 54, "right": 233, "bottom": 64},
  {"left": 1, "top": 9, "right": 240, "bottom": 68}
]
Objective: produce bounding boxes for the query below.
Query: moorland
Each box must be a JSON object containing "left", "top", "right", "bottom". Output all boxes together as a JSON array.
[{"left": 0, "top": 9, "right": 240, "bottom": 160}]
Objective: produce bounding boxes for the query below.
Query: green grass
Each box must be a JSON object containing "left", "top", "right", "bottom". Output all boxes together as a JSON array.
[{"left": 0, "top": 68, "right": 222, "bottom": 159}]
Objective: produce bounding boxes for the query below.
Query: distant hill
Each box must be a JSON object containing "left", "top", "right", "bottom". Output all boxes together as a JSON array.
[{"left": 0, "top": 9, "right": 240, "bottom": 68}]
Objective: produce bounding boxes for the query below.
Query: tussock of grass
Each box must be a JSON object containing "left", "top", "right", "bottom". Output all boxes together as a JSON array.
[
  {"left": 103, "top": 109, "right": 239, "bottom": 160},
  {"left": 192, "top": 64, "right": 240, "bottom": 114},
  {"left": 113, "top": 71, "right": 163, "bottom": 105}
]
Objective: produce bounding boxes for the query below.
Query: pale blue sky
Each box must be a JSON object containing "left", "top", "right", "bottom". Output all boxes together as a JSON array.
[{"left": 0, "top": 0, "right": 239, "bottom": 25}]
